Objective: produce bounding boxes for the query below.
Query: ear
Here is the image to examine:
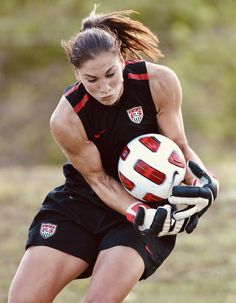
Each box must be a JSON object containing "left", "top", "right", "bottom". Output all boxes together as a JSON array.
[
  {"left": 119, "top": 54, "right": 125, "bottom": 70},
  {"left": 74, "top": 68, "right": 81, "bottom": 81}
]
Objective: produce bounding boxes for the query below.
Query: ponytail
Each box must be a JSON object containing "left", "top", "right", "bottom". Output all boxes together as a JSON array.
[{"left": 62, "top": 6, "right": 163, "bottom": 67}]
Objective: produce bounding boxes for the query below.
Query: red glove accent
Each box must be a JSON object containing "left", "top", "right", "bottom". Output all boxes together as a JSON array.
[{"left": 126, "top": 202, "right": 150, "bottom": 223}]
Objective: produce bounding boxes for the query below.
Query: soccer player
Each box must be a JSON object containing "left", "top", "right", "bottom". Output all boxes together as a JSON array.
[{"left": 8, "top": 7, "right": 218, "bottom": 303}]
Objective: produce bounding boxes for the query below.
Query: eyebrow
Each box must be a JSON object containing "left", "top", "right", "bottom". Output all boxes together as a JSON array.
[{"left": 83, "top": 66, "right": 115, "bottom": 77}]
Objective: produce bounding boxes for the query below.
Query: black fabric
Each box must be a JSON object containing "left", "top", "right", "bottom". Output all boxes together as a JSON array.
[
  {"left": 26, "top": 60, "right": 176, "bottom": 280},
  {"left": 26, "top": 183, "right": 176, "bottom": 280},
  {"left": 64, "top": 60, "right": 158, "bottom": 181}
]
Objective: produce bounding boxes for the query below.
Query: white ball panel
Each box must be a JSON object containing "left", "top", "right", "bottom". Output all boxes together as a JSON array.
[{"left": 118, "top": 134, "right": 186, "bottom": 202}]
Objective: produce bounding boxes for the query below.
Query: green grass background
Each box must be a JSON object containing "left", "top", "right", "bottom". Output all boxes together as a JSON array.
[
  {"left": 1, "top": 163, "right": 235, "bottom": 303},
  {"left": 1, "top": 1, "right": 235, "bottom": 302}
]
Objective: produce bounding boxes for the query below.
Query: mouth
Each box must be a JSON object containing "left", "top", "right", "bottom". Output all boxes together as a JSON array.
[{"left": 100, "top": 95, "right": 113, "bottom": 101}]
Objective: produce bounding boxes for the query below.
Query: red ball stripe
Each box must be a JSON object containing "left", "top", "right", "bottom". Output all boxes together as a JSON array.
[
  {"left": 168, "top": 151, "right": 185, "bottom": 168},
  {"left": 119, "top": 173, "right": 135, "bottom": 191},
  {"left": 139, "top": 136, "right": 161, "bottom": 152},
  {"left": 134, "top": 159, "right": 166, "bottom": 185}
]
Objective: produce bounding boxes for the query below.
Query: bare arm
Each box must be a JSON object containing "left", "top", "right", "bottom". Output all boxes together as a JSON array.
[
  {"left": 146, "top": 62, "right": 205, "bottom": 184},
  {"left": 50, "top": 96, "right": 137, "bottom": 215}
]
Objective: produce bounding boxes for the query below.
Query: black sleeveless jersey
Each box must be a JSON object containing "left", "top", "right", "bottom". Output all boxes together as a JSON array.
[{"left": 64, "top": 60, "right": 158, "bottom": 183}]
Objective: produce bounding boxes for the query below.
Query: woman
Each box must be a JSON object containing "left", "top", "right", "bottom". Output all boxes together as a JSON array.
[{"left": 8, "top": 7, "right": 218, "bottom": 303}]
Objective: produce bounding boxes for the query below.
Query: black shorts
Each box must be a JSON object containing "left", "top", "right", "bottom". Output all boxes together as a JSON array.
[{"left": 26, "top": 167, "right": 176, "bottom": 280}]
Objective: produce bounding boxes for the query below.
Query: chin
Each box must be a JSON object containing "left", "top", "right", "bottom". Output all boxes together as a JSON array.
[{"left": 100, "top": 96, "right": 118, "bottom": 105}]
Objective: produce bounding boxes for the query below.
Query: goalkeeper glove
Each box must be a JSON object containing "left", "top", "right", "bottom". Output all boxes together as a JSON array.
[
  {"left": 126, "top": 202, "right": 198, "bottom": 236},
  {"left": 169, "top": 161, "right": 219, "bottom": 220}
]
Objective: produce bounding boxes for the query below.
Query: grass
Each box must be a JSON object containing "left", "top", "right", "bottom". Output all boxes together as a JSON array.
[{"left": 0, "top": 163, "right": 235, "bottom": 303}]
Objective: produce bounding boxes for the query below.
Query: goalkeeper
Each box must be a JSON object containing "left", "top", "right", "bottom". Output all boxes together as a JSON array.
[{"left": 8, "top": 6, "right": 219, "bottom": 303}]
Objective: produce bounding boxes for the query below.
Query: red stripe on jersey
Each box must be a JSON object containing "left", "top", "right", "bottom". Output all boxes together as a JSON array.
[
  {"left": 125, "top": 60, "right": 143, "bottom": 65},
  {"left": 128, "top": 73, "right": 149, "bottom": 80},
  {"left": 64, "top": 83, "right": 81, "bottom": 97},
  {"left": 74, "top": 94, "right": 90, "bottom": 113}
]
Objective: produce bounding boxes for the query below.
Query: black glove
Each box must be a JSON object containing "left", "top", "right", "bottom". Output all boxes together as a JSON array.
[
  {"left": 126, "top": 202, "right": 166, "bottom": 234},
  {"left": 132, "top": 203, "right": 199, "bottom": 237},
  {"left": 169, "top": 161, "right": 219, "bottom": 221}
]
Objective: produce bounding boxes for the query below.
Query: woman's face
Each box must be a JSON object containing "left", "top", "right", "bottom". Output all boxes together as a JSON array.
[{"left": 75, "top": 52, "right": 125, "bottom": 106}]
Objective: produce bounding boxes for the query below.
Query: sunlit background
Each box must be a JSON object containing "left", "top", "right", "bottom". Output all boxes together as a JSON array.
[{"left": 1, "top": 1, "right": 235, "bottom": 302}]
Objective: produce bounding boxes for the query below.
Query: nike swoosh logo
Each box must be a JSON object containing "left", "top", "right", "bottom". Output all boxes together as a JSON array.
[
  {"left": 94, "top": 129, "right": 106, "bottom": 139},
  {"left": 171, "top": 171, "right": 179, "bottom": 186}
]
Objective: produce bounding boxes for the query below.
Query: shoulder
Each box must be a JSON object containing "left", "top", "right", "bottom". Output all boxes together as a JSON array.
[
  {"left": 146, "top": 62, "right": 182, "bottom": 95},
  {"left": 124, "top": 60, "right": 148, "bottom": 76},
  {"left": 64, "top": 82, "right": 82, "bottom": 100},
  {"left": 63, "top": 81, "right": 93, "bottom": 116},
  {"left": 50, "top": 96, "right": 89, "bottom": 151},
  {"left": 145, "top": 62, "right": 182, "bottom": 110}
]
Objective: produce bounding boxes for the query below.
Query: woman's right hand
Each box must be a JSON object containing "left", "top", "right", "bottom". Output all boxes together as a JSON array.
[{"left": 126, "top": 202, "right": 199, "bottom": 237}]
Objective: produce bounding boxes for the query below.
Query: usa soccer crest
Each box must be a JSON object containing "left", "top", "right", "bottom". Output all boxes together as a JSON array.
[
  {"left": 40, "top": 223, "right": 57, "bottom": 239},
  {"left": 127, "top": 106, "right": 143, "bottom": 124}
]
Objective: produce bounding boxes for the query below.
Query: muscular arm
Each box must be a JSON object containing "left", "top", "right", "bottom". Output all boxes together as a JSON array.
[
  {"left": 146, "top": 62, "right": 205, "bottom": 184},
  {"left": 50, "top": 96, "right": 137, "bottom": 215}
]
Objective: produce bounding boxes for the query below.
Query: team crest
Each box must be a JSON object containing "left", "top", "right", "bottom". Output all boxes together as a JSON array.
[
  {"left": 127, "top": 106, "right": 143, "bottom": 124},
  {"left": 40, "top": 223, "right": 57, "bottom": 239}
]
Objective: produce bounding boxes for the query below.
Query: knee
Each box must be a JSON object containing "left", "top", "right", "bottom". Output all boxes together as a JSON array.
[
  {"left": 83, "top": 295, "right": 102, "bottom": 303},
  {"left": 83, "top": 294, "right": 118, "bottom": 303},
  {"left": 8, "top": 292, "right": 24, "bottom": 303},
  {"left": 8, "top": 287, "right": 34, "bottom": 303},
  {"left": 8, "top": 292, "right": 22, "bottom": 303},
  {"left": 8, "top": 287, "right": 18, "bottom": 303}
]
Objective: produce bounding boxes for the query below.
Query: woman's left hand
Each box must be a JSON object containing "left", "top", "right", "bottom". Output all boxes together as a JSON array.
[{"left": 169, "top": 161, "right": 219, "bottom": 220}]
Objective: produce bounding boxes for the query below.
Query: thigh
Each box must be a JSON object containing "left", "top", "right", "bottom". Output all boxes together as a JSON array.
[
  {"left": 26, "top": 209, "right": 101, "bottom": 277},
  {"left": 83, "top": 246, "right": 145, "bottom": 303},
  {"left": 8, "top": 246, "right": 89, "bottom": 303},
  {"left": 99, "top": 222, "right": 177, "bottom": 280}
]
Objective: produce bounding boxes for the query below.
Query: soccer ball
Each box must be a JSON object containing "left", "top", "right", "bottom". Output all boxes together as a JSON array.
[{"left": 118, "top": 133, "right": 186, "bottom": 203}]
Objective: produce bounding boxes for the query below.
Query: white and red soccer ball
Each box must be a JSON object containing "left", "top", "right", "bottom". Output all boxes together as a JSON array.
[{"left": 118, "top": 134, "right": 186, "bottom": 203}]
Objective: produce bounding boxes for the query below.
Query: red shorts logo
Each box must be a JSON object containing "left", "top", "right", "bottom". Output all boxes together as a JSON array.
[
  {"left": 127, "top": 106, "right": 144, "bottom": 124},
  {"left": 40, "top": 223, "right": 57, "bottom": 239}
]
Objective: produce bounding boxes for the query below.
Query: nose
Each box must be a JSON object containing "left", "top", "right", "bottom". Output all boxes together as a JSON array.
[{"left": 99, "top": 79, "right": 111, "bottom": 96}]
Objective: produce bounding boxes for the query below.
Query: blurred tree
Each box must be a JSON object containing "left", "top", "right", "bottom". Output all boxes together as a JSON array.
[{"left": 0, "top": 0, "right": 235, "bottom": 165}]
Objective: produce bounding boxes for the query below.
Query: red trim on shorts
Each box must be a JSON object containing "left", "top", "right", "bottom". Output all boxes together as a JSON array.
[
  {"left": 145, "top": 245, "right": 153, "bottom": 256},
  {"left": 74, "top": 94, "right": 90, "bottom": 113},
  {"left": 128, "top": 73, "right": 149, "bottom": 80}
]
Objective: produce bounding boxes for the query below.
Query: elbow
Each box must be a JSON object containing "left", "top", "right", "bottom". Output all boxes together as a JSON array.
[
  {"left": 86, "top": 173, "right": 108, "bottom": 187},
  {"left": 50, "top": 111, "right": 58, "bottom": 131},
  {"left": 50, "top": 111, "right": 61, "bottom": 137},
  {"left": 84, "top": 172, "right": 111, "bottom": 192}
]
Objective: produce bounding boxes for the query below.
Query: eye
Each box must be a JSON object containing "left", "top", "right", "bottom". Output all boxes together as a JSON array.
[
  {"left": 87, "top": 78, "right": 96, "bottom": 83},
  {"left": 106, "top": 72, "right": 115, "bottom": 78}
]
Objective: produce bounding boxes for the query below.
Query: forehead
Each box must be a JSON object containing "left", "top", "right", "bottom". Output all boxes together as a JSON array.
[{"left": 79, "top": 52, "right": 121, "bottom": 76}]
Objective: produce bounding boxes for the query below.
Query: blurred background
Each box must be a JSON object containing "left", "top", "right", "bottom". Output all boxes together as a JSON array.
[{"left": 0, "top": 0, "right": 235, "bottom": 302}]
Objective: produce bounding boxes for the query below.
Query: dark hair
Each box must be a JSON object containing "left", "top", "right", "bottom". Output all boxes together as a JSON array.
[{"left": 61, "top": 6, "right": 163, "bottom": 67}]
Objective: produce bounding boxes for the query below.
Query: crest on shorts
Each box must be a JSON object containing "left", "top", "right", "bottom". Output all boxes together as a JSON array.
[
  {"left": 40, "top": 223, "right": 57, "bottom": 239},
  {"left": 127, "top": 106, "right": 143, "bottom": 124}
]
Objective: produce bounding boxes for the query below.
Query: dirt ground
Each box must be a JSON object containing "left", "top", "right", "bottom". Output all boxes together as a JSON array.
[{"left": 0, "top": 164, "right": 235, "bottom": 303}]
